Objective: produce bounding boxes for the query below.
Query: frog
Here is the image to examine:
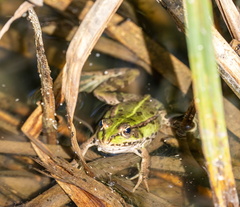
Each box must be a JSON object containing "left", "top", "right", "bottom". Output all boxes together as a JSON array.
[{"left": 79, "top": 67, "right": 166, "bottom": 192}]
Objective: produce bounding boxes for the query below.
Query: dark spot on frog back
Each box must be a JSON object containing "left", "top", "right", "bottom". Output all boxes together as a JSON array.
[
  {"left": 136, "top": 112, "right": 143, "bottom": 116},
  {"left": 150, "top": 120, "right": 155, "bottom": 125}
]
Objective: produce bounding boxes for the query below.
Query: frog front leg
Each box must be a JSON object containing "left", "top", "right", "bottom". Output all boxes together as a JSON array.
[
  {"left": 79, "top": 135, "right": 97, "bottom": 157},
  {"left": 132, "top": 147, "right": 150, "bottom": 192}
]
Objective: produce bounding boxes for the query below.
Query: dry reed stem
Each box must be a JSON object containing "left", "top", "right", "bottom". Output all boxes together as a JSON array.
[
  {"left": 27, "top": 8, "right": 57, "bottom": 144},
  {"left": 0, "top": 140, "right": 73, "bottom": 159},
  {"left": 215, "top": 0, "right": 240, "bottom": 41},
  {"left": 159, "top": 0, "right": 240, "bottom": 99},
  {"left": 26, "top": 136, "right": 127, "bottom": 207},
  {"left": 61, "top": 0, "right": 123, "bottom": 174},
  {"left": 1, "top": 0, "right": 238, "bottom": 205},
  {"left": 62, "top": 0, "right": 123, "bottom": 119},
  {"left": 106, "top": 14, "right": 192, "bottom": 94},
  {"left": 21, "top": 1, "right": 128, "bottom": 206}
]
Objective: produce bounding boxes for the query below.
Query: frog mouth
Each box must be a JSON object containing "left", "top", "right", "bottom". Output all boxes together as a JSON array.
[
  {"left": 100, "top": 134, "right": 154, "bottom": 148},
  {"left": 100, "top": 125, "right": 157, "bottom": 145},
  {"left": 97, "top": 140, "right": 141, "bottom": 154}
]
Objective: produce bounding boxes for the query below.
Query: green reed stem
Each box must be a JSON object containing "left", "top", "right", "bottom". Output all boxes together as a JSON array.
[{"left": 183, "top": 0, "right": 239, "bottom": 206}]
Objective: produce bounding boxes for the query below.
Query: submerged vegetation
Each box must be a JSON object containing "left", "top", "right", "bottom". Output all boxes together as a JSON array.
[{"left": 0, "top": 0, "right": 239, "bottom": 206}]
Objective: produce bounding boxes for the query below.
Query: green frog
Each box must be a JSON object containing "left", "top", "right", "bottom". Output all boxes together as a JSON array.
[{"left": 79, "top": 67, "right": 166, "bottom": 192}]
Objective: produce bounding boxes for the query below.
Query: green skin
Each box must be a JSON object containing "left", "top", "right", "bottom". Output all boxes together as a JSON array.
[
  {"left": 80, "top": 68, "right": 165, "bottom": 192},
  {"left": 97, "top": 95, "right": 162, "bottom": 153}
]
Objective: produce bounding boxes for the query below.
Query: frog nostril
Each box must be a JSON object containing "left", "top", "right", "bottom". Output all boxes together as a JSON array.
[{"left": 99, "top": 118, "right": 112, "bottom": 129}]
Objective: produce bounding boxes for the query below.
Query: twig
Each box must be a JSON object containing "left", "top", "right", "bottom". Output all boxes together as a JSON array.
[
  {"left": 27, "top": 136, "right": 127, "bottom": 207},
  {"left": 27, "top": 8, "right": 57, "bottom": 144},
  {"left": 0, "top": 140, "right": 73, "bottom": 159},
  {"left": 61, "top": 0, "right": 123, "bottom": 171},
  {"left": 106, "top": 13, "right": 192, "bottom": 94},
  {"left": 215, "top": 0, "right": 240, "bottom": 41},
  {"left": 159, "top": 0, "right": 240, "bottom": 99},
  {"left": 62, "top": 0, "right": 123, "bottom": 119}
]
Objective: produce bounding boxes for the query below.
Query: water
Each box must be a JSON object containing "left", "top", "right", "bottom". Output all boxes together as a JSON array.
[{"left": 0, "top": 1, "right": 239, "bottom": 206}]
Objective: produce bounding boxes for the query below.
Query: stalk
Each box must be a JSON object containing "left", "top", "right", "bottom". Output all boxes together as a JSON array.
[{"left": 183, "top": 0, "right": 239, "bottom": 206}]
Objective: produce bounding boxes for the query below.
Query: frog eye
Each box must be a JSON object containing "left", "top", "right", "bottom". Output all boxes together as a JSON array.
[
  {"left": 124, "top": 127, "right": 131, "bottom": 134},
  {"left": 118, "top": 123, "right": 132, "bottom": 138},
  {"left": 122, "top": 126, "right": 131, "bottom": 138}
]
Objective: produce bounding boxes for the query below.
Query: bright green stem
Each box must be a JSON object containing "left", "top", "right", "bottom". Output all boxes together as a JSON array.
[{"left": 183, "top": 0, "right": 239, "bottom": 206}]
